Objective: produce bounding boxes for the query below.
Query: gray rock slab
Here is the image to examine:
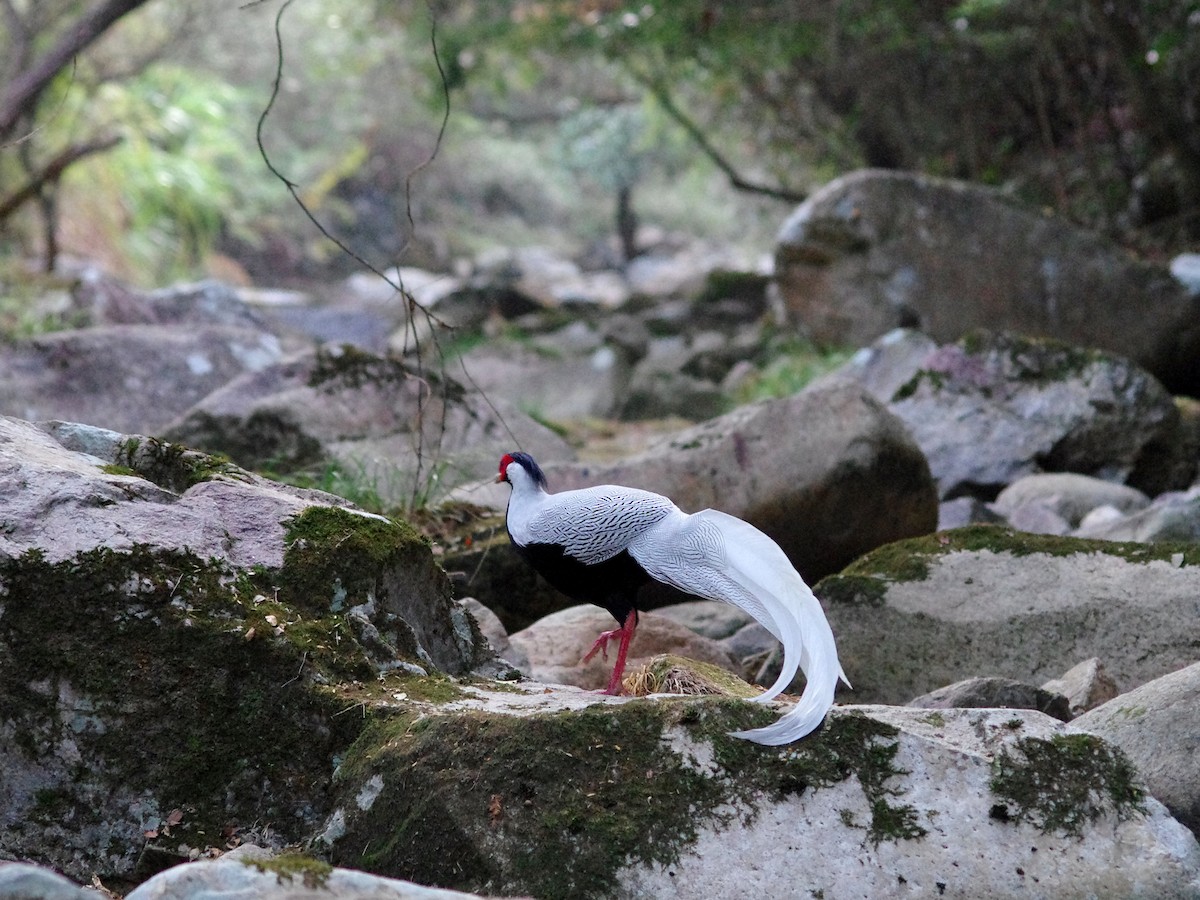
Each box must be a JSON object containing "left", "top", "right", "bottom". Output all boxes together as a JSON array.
[
  {"left": 0, "top": 324, "right": 291, "bottom": 436},
  {"left": 817, "top": 528, "right": 1200, "bottom": 706},
  {"left": 1074, "top": 662, "right": 1200, "bottom": 836},
  {"left": 775, "top": 169, "right": 1200, "bottom": 395}
]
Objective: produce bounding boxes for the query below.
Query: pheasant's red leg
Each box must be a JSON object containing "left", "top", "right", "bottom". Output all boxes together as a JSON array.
[
  {"left": 591, "top": 610, "right": 637, "bottom": 696},
  {"left": 583, "top": 626, "right": 621, "bottom": 663}
]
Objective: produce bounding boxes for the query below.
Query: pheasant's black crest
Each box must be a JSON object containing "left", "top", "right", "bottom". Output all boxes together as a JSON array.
[{"left": 500, "top": 450, "right": 548, "bottom": 488}]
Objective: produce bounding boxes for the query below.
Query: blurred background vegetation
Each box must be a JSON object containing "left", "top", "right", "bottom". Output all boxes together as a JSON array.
[{"left": 1, "top": 0, "right": 1198, "bottom": 288}]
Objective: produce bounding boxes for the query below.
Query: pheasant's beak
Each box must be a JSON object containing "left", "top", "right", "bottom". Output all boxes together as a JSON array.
[{"left": 495, "top": 473, "right": 504, "bottom": 484}]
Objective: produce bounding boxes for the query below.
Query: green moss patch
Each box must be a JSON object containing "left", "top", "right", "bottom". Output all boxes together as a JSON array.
[
  {"left": 989, "top": 733, "right": 1146, "bottom": 836},
  {"left": 695, "top": 269, "right": 770, "bottom": 306},
  {"left": 245, "top": 853, "right": 333, "bottom": 889},
  {"left": 0, "top": 544, "right": 367, "bottom": 859},
  {"left": 307, "top": 344, "right": 466, "bottom": 404},
  {"left": 817, "top": 524, "right": 1200, "bottom": 602},
  {"left": 111, "top": 435, "right": 247, "bottom": 493},
  {"left": 280, "top": 505, "right": 427, "bottom": 615},
  {"left": 329, "top": 703, "right": 925, "bottom": 897}
]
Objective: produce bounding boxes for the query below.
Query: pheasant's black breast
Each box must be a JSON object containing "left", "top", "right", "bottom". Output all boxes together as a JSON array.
[{"left": 512, "top": 538, "right": 651, "bottom": 625}]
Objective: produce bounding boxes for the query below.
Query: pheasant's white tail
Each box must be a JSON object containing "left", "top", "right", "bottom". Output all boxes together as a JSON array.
[{"left": 658, "top": 510, "right": 849, "bottom": 746}]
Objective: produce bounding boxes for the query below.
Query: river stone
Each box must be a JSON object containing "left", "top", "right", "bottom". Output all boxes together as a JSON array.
[
  {"left": 993, "top": 472, "right": 1151, "bottom": 528},
  {"left": 454, "top": 336, "right": 630, "bottom": 422},
  {"left": 124, "top": 845, "right": 494, "bottom": 900},
  {"left": 318, "top": 692, "right": 1200, "bottom": 899},
  {"left": 1074, "top": 486, "right": 1200, "bottom": 543},
  {"left": 774, "top": 169, "right": 1200, "bottom": 395},
  {"left": 816, "top": 526, "right": 1200, "bottom": 706},
  {"left": 882, "top": 331, "right": 1185, "bottom": 499},
  {"left": 1042, "top": 657, "right": 1120, "bottom": 717},
  {"left": 1073, "top": 662, "right": 1200, "bottom": 836},
  {"left": 489, "top": 377, "right": 938, "bottom": 584},
  {"left": 0, "top": 324, "right": 289, "bottom": 436},
  {"left": 907, "top": 676, "right": 1072, "bottom": 722},
  {"left": 0, "top": 863, "right": 107, "bottom": 900},
  {"left": 163, "top": 344, "right": 574, "bottom": 507},
  {"left": 70, "top": 276, "right": 271, "bottom": 331}
]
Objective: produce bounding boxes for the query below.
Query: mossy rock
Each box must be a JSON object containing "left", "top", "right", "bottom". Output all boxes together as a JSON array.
[
  {"left": 0, "top": 499, "right": 487, "bottom": 886},
  {"left": 814, "top": 525, "right": 1200, "bottom": 705},
  {"left": 818, "top": 524, "right": 1200, "bottom": 594},
  {"left": 322, "top": 700, "right": 926, "bottom": 898}
]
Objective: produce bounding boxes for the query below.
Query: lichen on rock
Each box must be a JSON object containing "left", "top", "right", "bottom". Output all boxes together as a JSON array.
[
  {"left": 0, "top": 416, "right": 491, "bottom": 886},
  {"left": 319, "top": 699, "right": 927, "bottom": 898},
  {"left": 989, "top": 733, "right": 1146, "bottom": 835}
]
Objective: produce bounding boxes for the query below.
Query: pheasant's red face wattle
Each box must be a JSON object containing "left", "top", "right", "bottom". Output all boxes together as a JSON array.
[{"left": 497, "top": 453, "right": 516, "bottom": 483}]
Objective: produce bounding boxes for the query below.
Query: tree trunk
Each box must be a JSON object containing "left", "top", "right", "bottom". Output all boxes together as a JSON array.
[
  {"left": 0, "top": 0, "right": 154, "bottom": 137},
  {"left": 616, "top": 184, "right": 638, "bottom": 263}
]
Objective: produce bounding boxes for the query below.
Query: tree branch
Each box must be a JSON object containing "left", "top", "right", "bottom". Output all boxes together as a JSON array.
[
  {"left": 0, "top": 0, "right": 152, "bottom": 137},
  {"left": 626, "top": 65, "right": 808, "bottom": 204},
  {"left": 0, "top": 0, "right": 33, "bottom": 80},
  {"left": 0, "top": 135, "right": 122, "bottom": 221}
]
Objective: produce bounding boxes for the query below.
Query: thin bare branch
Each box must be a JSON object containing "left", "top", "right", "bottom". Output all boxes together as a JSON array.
[
  {"left": 0, "top": 0, "right": 152, "bottom": 136},
  {"left": 625, "top": 64, "right": 807, "bottom": 204},
  {"left": 0, "top": 134, "right": 122, "bottom": 220}
]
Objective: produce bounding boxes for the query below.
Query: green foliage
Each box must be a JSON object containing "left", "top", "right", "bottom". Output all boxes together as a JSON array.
[
  {"left": 557, "top": 104, "right": 650, "bottom": 193},
  {"left": 419, "top": 1, "right": 1200, "bottom": 251},
  {"left": 730, "top": 338, "right": 853, "bottom": 405},
  {"left": 58, "top": 63, "right": 260, "bottom": 282},
  {"left": 273, "top": 460, "right": 387, "bottom": 516},
  {"left": 7, "top": 0, "right": 1199, "bottom": 284}
]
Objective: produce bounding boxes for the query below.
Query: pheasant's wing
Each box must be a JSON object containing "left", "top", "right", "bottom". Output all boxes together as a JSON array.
[
  {"left": 630, "top": 508, "right": 847, "bottom": 745},
  {"left": 524, "top": 485, "right": 677, "bottom": 565}
]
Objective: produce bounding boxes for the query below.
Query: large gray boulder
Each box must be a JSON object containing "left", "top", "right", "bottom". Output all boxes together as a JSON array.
[
  {"left": 471, "top": 377, "right": 938, "bottom": 585},
  {"left": 1074, "top": 662, "right": 1200, "bottom": 836},
  {"left": 816, "top": 525, "right": 1200, "bottom": 706},
  {"left": 319, "top": 690, "right": 1200, "bottom": 898},
  {"left": 827, "top": 329, "right": 1192, "bottom": 499},
  {"left": 0, "top": 415, "right": 489, "bottom": 884},
  {"left": 164, "top": 345, "right": 575, "bottom": 507},
  {"left": 0, "top": 324, "right": 289, "bottom": 436},
  {"left": 775, "top": 169, "right": 1200, "bottom": 395}
]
